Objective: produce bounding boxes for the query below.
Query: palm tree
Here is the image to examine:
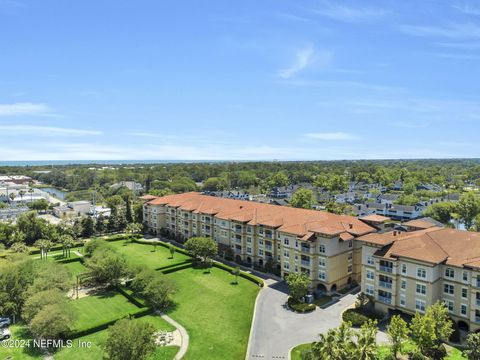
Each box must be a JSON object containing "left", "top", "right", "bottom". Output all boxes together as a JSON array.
[
  {"left": 59, "top": 234, "right": 75, "bottom": 258},
  {"left": 9, "top": 192, "right": 16, "bottom": 206},
  {"left": 28, "top": 187, "right": 34, "bottom": 202},
  {"left": 34, "top": 239, "right": 54, "bottom": 260},
  {"left": 18, "top": 190, "right": 26, "bottom": 204},
  {"left": 355, "top": 320, "right": 378, "bottom": 360}
]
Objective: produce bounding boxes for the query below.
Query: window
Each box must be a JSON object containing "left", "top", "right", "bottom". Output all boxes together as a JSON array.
[
  {"left": 463, "top": 271, "right": 469, "bottom": 282},
  {"left": 367, "top": 256, "right": 374, "bottom": 265},
  {"left": 366, "top": 270, "right": 375, "bottom": 280},
  {"left": 319, "top": 257, "right": 326, "bottom": 267},
  {"left": 319, "top": 244, "right": 326, "bottom": 253},
  {"left": 401, "top": 264, "right": 407, "bottom": 274},
  {"left": 445, "top": 268, "right": 455, "bottom": 278},
  {"left": 461, "top": 304, "right": 467, "bottom": 316},
  {"left": 259, "top": 239, "right": 264, "bottom": 245},
  {"left": 416, "top": 283, "right": 426, "bottom": 295},
  {"left": 347, "top": 265, "right": 353, "bottom": 273},
  {"left": 284, "top": 238, "right": 289, "bottom": 246},
  {"left": 444, "top": 300, "right": 454, "bottom": 313},
  {"left": 462, "top": 287, "right": 468, "bottom": 299},
  {"left": 318, "top": 271, "right": 326, "bottom": 280},
  {"left": 246, "top": 247, "right": 252, "bottom": 254},
  {"left": 400, "top": 294, "right": 406, "bottom": 307},
  {"left": 247, "top": 226, "right": 252, "bottom": 233},
  {"left": 401, "top": 280, "right": 406, "bottom": 290},
  {"left": 284, "top": 262, "right": 290, "bottom": 270},
  {"left": 258, "top": 249, "right": 264, "bottom": 256},
  {"left": 415, "top": 299, "right": 426, "bottom": 312},
  {"left": 284, "top": 250, "right": 289, "bottom": 258},
  {"left": 366, "top": 284, "right": 374, "bottom": 296},
  {"left": 247, "top": 236, "right": 252, "bottom": 243},
  {"left": 348, "top": 253, "right": 353, "bottom": 261},
  {"left": 417, "top": 268, "right": 427, "bottom": 279},
  {"left": 348, "top": 240, "right": 353, "bottom": 248},
  {"left": 444, "top": 284, "right": 455, "bottom": 295}
]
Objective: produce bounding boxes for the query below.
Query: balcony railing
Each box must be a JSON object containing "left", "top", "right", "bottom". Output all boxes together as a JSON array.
[
  {"left": 265, "top": 245, "right": 272, "bottom": 251},
  {"left": 379, "top": 266, "right": 393, "bottom": 273},
  {"left": 378, "top": 296, "right": 392, "bottom": 305},
  {"left": 301, "top": 260, "right": 311, "bottom": 267},
  {"left": 234, "top": 228, "right": 243, "bottom": 233},
  {"left": 265, "top": 233, "right": 273, "bottom": 239},
  {"left": 379, "top": 281, "right": 393, "bottom": 289},
  {"left": 301, "top": 247, "right": 312, "bottom": 253}
]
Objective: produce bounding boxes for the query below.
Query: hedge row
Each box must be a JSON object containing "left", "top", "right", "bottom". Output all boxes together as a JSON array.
[
  {"left": 29, "top": 243, "right": 83, "bottom": 255},
  {"left": 133, "top": 238, "right": 190, "bottom": 256},
  {"left": 342, "top": 308, "right": 382, "bottom": 327},
  {"left": 116, "top": 285, "right": 148, "bottom": 308},
  {"left": 67, "top": 307, "right": 153, "bottom": 339},
  {"left": 99, "top": 234, "right": 142, "bottom": 242},
  {"left": 57, "top": 257, "right": 83, "bottom": 265},
  {"left": 212, "top": 262, "right": 264, "bottom": 287}
]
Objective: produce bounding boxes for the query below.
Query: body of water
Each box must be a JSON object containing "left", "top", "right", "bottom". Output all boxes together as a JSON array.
[{"left": 41, "top": 187, "right": 67, "bottom": 200}]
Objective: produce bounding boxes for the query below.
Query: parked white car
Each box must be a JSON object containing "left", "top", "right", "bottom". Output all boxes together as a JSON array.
[
  {"left": 0, "top": 317, "right": 11, "bottom": 328},
  {"left": 0, "top": 328, "right": 11, "bottom": 340}
]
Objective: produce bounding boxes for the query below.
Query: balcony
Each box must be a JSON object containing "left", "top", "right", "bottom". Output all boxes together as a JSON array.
[
  {"left": 301, "top": 247, "right": 312, "bottom": 254},
  {"left": 379, "top": 281, "right": 393, "bottom": 289},
  {"left": 265, "top": 245, "right": 273, "bottom": 251},
  {"left": 476, "top": 298, "right": 480, "bottom": 307},
  {"left": 379, "top": 266, "right": 393, "bottom": 273},
  {"left": 234, "top": 228, "right": 243, "bottom": 233},
  {"left": 301, "top": 260, "right": 311, "bottom": 267},
  {"left": 476, "top": 279, "right": 480, "bottom": 287},
  {"left": 378, "top": 296, "right": 392, "bottom": 305}
]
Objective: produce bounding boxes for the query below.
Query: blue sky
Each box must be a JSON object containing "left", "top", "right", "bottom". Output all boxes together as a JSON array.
[{"left": 1, "top": 0, "right": 480, "bottom": 161}]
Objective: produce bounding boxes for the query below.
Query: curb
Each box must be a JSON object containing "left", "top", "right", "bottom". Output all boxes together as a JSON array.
[{"left": 245, "top": 282, "right": 265, "bottom": 360}]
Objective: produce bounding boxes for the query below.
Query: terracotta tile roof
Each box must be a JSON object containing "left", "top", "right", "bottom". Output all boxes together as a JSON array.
[
  {"left": 147, "top": 192, "right": 375, "bottom": 239},
  {"left": 360, "top": 214, "right": 391, "bottom": 223},
  {"left": 140, "top": 194, "right": 157, "bottom": 201},
  {"left": 403, "top": 218, "right": 442, "bottom": 229},
  {"left": 367, "top": 228, "right": 480, "bottom": 267}
]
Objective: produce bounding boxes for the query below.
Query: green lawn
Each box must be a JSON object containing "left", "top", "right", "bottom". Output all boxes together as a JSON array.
[
  {"left": 165, "top": 266, "right": 260, "bottom": 360},
  {"left": 70, "top": 291, "right": 140, "bottom": 331},
  {"left": 291, "top": 343, "right": 312, "bottom": 360},
  {"left": 0, "top": 324, "right": 43, "bottom": 360},
  {"left": 55, "top": 314, "right": 177, "bottom": 360},
  {"left": 109, "top": 241, "right": 190, "bottom": 269}
]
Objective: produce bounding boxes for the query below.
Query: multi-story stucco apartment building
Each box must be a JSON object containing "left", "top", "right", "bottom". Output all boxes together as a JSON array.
[
  {"left": 358, "top": 227, "right": 480, "bottom": 331},
  {"left": 144, "top": 192, "right": 375, "bottom": 292}
]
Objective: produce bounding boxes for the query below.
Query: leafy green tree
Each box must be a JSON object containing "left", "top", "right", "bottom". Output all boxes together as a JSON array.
[
  {"left": 85, "top": 248, "right": 130, "bottom": 287},
  {"left": 125, "top": 222, "right": 143, "bottom": 236},
  {"left": 34, "top": 239, "right": 54, "bottom": 259},
  {"left": 423, "top": 202, "right": 457, "bottom": 224},
  {"left": 286, "top": 272, "right": 310, "bottom": 302},
  {"left": 268, "top": 171, "right": 289, "bottom": 188},
  {"left": 464, "top": 332, "right": 480, "bottom": 360},
  {"left": 27, "top": 198, "right": 49, "bottom": 212},
  {"left": 141, "top": 274, "right": 177, "bottom": 310},
  {"left": 28, "top": 261, "right": 73, "bottom": 294},
  {"left": 22, "top": 289, "right": 68, "bottom": 323},
  {"left": 10, "top": 241, "right": 28, "bottom": 253},
  {"left": 203, "top": 177, "right": 228, "bottom": 191},
  {"left": 59, "top": 234, "right": 75, "bottom": 258},
  {"left": 232, "top": 266, "right": 240, "bottom": 284},
  {"left": 387, "top": 315, "right": 410, "bottom": 358},
  {"left": 80, "top": 216, "right": 95, "bottom": 238},
  {"left": 395, "top": 194, "right": 419, "bottom": 206},
  {"left": 169, "top": 244, "right": 175, "bottom": 258},
  {"left": 105, "top": 319, "right": 156, "bottom": 360},
  {"left": 410, "top": 301, "right": 453, "bottom": 357},
  {"left": 30, "top": 302, "right": 74, "bottom": 340},
  {"left": 458, "top": 192, "right": 480, "bottom": 229},
  {"left": 17, "top": 211, "right": 49, "bottom": 245},
  {"left": 184, "top": 237, "right": 218, "bottom": 264},
  {"left": 84, "top": 239, "right": 112, "bottom": 257},
  {"left": 290, "top": 189, "right": 315, "bottom": 209}
]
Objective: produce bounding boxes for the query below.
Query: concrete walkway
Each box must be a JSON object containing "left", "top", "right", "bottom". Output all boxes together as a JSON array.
[{"left": 156, "top": 311, "right": 189, "bottom": 360}]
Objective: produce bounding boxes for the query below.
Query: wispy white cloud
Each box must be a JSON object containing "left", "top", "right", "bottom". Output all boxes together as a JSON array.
[
  {"left": 436, "top": 41, "right": 480, "bottom": 50},
  {"left": 278, "top": 44, "right": 331, "bottom": 79},
  {"left": 452, "top": 3, "right": 480, "bottom": 16},
  {"left": 305, "top": 132, "right": 359, "bottom": 140},
  {"left": 434, "top": 52, "right": 480, "bottom": 60},
  {"left": 399, "top": 23, "right": 480, "bottom": 39},
  {"left": 0, "top": 125, "right": 102, "bottom": 136},
  {"left": 0, "top": 102, "right": 52, "bottom": 117},
  {"left": 312, "top": 1, "right": 386, "bottom": 22}
]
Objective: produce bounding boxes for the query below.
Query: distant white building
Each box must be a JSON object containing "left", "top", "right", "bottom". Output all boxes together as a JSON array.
[
  {"left": 53, "top": 201, "right": 91, "bottom": 219},
  {"left": 110, "top": 181, "right": 143, "bottom": 192}
]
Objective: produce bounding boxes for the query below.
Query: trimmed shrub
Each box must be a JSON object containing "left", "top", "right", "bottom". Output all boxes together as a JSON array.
[
  {"left": 132, "top": 238, "right": 190, "bottom": 256},
  {"left": 287, "top": 297, "right": 315, "bottom": 313},
  {"left": 212, "top": 262, "right": 264, "bottom": 287},
  {"left": 155, "top": 259, "right": 193, "bottom": 271},
  {"left": 342, "top": 308, "right": 381, "bottom": 327},
  {"left": 160, "top": 263, "right": 194, "bottom": 274}
]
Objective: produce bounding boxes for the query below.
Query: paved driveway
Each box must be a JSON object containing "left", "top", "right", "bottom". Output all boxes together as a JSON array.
[{"left": 247, "top": 280, "right": 357, "bottom": 360}]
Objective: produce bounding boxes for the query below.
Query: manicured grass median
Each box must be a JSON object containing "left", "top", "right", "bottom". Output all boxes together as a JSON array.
[
  {"left": 70, "top": 291, "right": 140, "bottom": 331},
  {"left": 109, "top": 241, "right": 190, "bottom": 269},
  {"left": 166, "top": 266, "right": 260, "bottom": 360},
  {"left": 55, "top": 314, "right": 177, "bottom": 360}
]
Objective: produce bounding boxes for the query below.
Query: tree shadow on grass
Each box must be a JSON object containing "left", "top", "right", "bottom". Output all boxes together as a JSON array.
[
  {"left": 95, "top": 290, "right": 117, "bottom": 299},
  {"left": 15, "top": 326, "right": 44, "bottom": 357},
  {"left": 229, "top": 281, "right": 239, "bottom": 286}
]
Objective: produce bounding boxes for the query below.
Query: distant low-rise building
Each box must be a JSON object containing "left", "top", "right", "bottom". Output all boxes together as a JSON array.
[
  {"left": 110, "top": 181, "right": 143, "bottom": 192},
  {"left": 53, "top": 200, "right": 91, "bottom": 219}
]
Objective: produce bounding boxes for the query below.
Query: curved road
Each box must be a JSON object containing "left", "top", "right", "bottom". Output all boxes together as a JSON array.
[{"left": 247, "top": 279, "right": 357, "bottom": 360}]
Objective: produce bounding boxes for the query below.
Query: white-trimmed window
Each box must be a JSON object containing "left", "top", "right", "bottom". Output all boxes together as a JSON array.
[
  {"left": 319, "top": 257, "right": 326, "bottom": 267},
  {"left": 444, "top": 283, "right": 455, "bottom": 295},
  {"left": 347, "top": 265, "right": 353, "bottom": 273},
  {"left": 444, "top": 300, "right": 454, "bottom": 313},
  {"left": 417, "top": 267, "right": 427, "bottom": 279},
  {"left": 284, "top": 250, "right": 289, "bottom": 258},
  {"left": 401, "top": 279, "right": 407, "bottom": 290},
  {"left": 246, "top": 247, "right": 252, "bottom": 254},
  {"left": 284, "top": 238, "right": 289, "bottom": 246},
  {"left": 258, "top": 249, "right": 264, "bottom": 256},
  {"left": 366, "top": 269, "right": 375, "bottom": 280},
  {"left": 461, "top": 304, "right": 468, "bottom": 316},
  {"left": 445, "top": 268, "right": 455, "bottom": 278},
  {"left": 463, "top": 271, "right": 469, "bottom": 283},
  {"left": 401, "top": 264, "right": 407, "bottom": 274},
  {"left": 348, "top": 240, "right": 353, "bottom": 248},
  {"left": 462, "top": 287, "right": 468, "bottom": 299},
  {"left": 284, "top": 261, "right": 290, "bottom": 270},
  {"left": 259, "top": 239, "right": 264, "bottom": 245},
  {"left": 319, "top": 244, "right": 326, "bottom": 253},
  {"left": 247, "top": 236, "right": 252, "bottom": 243},
  {"left": 348, "top": 253, "right": 353, "bottom": 261},
  {"left": 366, "top": 284, "right": 374, "bottom": 296},
  {"left": 318, "top": 271, "right": 326, "bottom": 280},
  {"left": 367, "top": 256, "right": 374, "bottom": 265},
  {"left": 415, "top": 299, "right": 426, "bottom": 312},
  {"left": 400, "top": 294, "right": 406, "bottom": 307},
  {"left": 416, "top": 283, "right": 426, "bottom": 295}
]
